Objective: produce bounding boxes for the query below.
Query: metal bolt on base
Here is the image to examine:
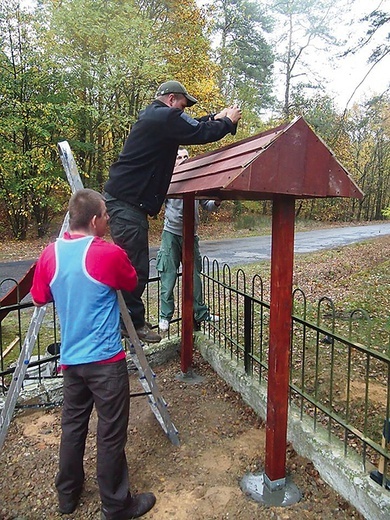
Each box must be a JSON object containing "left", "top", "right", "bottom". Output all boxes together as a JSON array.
[
  {"left": 240, "top": 472, "right": 302, "bottom": 507},
  {"left": 175, "top": 368, "right": 204, "bottom": 385}
]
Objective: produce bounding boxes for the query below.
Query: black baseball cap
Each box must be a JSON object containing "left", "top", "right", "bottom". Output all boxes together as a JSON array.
[{"left": 155, "top": 80, "right": 198, "bottom": 107}]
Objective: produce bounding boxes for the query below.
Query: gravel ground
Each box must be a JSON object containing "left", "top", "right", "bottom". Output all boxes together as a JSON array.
[{"left": 0, "top": 351, "right": 363, "bottom": 520}]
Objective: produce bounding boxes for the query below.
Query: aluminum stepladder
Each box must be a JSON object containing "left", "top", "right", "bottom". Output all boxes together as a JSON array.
[
  {"left": 58, "top": 140, "right": 179, "bottom": 446},
  {"left": 118, "top": 292, "right": 179, "bottom": 446},
  {"left": 0, "top": 157, "right": 74, "bottom": 451},
  {"left": 0, "top": 304, "right": 50, "bottom": 451},
  {"left": 0, "top": 140, "right": 179, "bottom": 452}
]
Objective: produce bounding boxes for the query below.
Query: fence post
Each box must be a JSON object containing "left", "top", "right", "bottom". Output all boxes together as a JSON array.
[
  {"left": 241, "top": 196, "right": 301, "bottom": 507},
  {"left": 244, "top": 295, "right": 252, "bottom": 374},
  {"left": 180, "top": 194, "right": 195, "bottom": 374}
]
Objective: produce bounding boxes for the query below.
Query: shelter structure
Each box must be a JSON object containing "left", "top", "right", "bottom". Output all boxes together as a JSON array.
[{"left": 166, "top": 116, "right": 363, "bottom": 499}]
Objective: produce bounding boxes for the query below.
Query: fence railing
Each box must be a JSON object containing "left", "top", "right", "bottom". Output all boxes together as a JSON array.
[
  {"left": 200, "top": 256, "right": 390, "bottom": 490},
  {"left": 1, "top": 258, "right": 389, "bottom": 490},
  {"left": 0, "top": 278, "right": 61, "bottom": 393}
]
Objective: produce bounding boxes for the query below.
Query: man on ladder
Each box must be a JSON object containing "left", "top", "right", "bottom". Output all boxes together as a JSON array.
[{"left": 31, "top": 189, "right": 156, "bottom": 519}]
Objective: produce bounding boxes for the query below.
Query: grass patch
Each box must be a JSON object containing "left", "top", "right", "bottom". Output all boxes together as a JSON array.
[{"left": 226, "top": 236, "right": 390, "bottom": 350}]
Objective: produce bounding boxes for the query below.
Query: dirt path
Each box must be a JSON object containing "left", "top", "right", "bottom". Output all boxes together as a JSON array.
[{"left": 0, "top": 352, "right": 362, "bottom": 520}]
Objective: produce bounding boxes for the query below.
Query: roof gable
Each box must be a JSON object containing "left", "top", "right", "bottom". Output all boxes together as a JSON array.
[{"left": 168, "top": 116, "right": 363, "bottom": 200}]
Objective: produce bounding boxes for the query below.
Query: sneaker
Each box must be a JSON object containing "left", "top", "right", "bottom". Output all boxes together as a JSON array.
[
  {"left": 101, "top": 492, "right": 156, "bottom": 520},
  {"left": 194, "top": 315, "right": 219, "bottom": 330},
  {"left": 159, "top": 319, "right": 170, "bottom": 332},
  {"left": 136, "top": 324, "right": 161, "bottom": 343},
  {"left": 199, "top": 314, "right": 220, "bottom": 323}
]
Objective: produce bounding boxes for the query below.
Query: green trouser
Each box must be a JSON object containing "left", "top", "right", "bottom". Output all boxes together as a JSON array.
[{"left": 156, "top": 230, "right": 209, "bottom": 322}]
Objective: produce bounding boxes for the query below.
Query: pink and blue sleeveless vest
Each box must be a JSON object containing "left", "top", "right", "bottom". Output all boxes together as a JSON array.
[{"left": 50, "top": 236, "right": 122, "bottom": 365}]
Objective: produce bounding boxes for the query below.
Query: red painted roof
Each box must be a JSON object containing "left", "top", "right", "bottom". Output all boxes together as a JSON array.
[{"left": 168, "top": 116, "right": 363, "bottom": 200}]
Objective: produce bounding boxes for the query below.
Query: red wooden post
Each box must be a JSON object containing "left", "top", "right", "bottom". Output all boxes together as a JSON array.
[
  {"left": 181, "top": 194, "right": 195, "bottom": 373},
  {"left": 265, "top": 195, "right": 296, "bottom": 484}
]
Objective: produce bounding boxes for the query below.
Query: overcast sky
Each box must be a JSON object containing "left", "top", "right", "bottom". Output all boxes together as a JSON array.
[
  {"left": 265, "top": 0, "right": 390, "bottom": 111},
  {"left": 319, "top": 0, "right": 390, "bottom": 110}
]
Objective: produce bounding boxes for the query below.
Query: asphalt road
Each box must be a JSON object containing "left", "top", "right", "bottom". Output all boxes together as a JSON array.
[
  {"left": 190, "top": 222, "right": 390, "bottom": 267},
  {"left": 1, "top": 223, "right": 390, "bottom": 298}
]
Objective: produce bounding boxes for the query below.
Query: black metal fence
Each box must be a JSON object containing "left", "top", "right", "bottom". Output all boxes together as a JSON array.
[
  {"left": 200, "top": 256, "right": 390, "bottom": 491},
  {"left": 1, "top": 258, "right": 389, "bottom": 489},
  {"left": 0, "top": 278, "right": 61, "bottom": 391}
]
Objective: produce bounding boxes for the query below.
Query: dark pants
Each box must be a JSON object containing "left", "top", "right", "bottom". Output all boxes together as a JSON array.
[
  {"left": 56, "top": 359, "right": 131, "bottom": 515},
  {"left": 104, "top": 193, "right": 149, "bottom": 329}
]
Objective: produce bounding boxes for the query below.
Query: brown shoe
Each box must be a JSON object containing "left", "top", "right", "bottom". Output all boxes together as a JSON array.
[{"left": 136, "top": 324, "right": 161, "bottom": 343}]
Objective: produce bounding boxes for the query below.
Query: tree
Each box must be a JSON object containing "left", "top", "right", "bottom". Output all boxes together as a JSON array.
[
  {"left": 0, "top": 0, "right": 70, "bottom": 238},
  {"left": 42, "top": 0, "right": 165, "bottom": 188},
  {"left": 340, "top": 4, "right": 390, "bottom": 109},
  {"left": 43, "top": 0, "right": 222, "bottom": 184},
  {"left": 0, "top": 0, "right": 224, "bottom": 238},
  {"left": 205, "top": 0, "right": 274, "bottom": 120},
  {"left": 154, "top": 0, "right": 224, "bottom": 113},
  {"left": 268, "top": 0, "right": 347, "bottom": 119},
  {"left": 346, "top": 94, "right": 390, "bottom": 221}
]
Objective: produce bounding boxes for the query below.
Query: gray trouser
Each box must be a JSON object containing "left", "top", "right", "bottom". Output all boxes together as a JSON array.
[
  {"left": 104, "top": 193, "right": 149, "bottom": 329},
  {"left": 56, "top": 359, "right": 131, "bottom": 515}
]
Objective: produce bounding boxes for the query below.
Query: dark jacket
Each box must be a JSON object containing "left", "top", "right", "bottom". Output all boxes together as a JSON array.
[{"left": 104, "top": 100, "right": 235, "bottom": 216}]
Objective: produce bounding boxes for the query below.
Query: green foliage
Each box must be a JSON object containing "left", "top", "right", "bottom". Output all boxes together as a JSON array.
[
  {"left": 0, "top": 0, "right": 388, "bottom": 238},
  {"left": 43, "top": 0, "right": 164, "bottom": 180},
  {"left": 0, "top": 1, "right": 71, "bottom": 238},
  {"left": 207, "top": 0, "right": 274, "bottom": 115},
  {"left": 44, "top": 0, "right": 222, "bottom": 181}
]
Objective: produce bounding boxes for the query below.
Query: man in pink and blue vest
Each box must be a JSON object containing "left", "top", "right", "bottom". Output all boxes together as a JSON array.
[{"left": 31, "top": 189, "right": 156, "bottom": 520}]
